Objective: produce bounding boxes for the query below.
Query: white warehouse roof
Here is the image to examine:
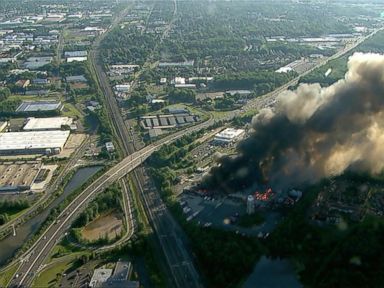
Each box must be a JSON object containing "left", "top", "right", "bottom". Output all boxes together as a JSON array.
[
  {"left": 0, "top": 130, "right": 70, "bottom": 152},
  {"left": 214, "top": 128, "right": 245, "bottom": 143},
  {"left": 23, "top": 117, "right": 73, "bottom": 131}
]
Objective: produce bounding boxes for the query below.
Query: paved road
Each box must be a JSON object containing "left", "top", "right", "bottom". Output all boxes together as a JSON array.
[
  {"left": 135, "top": 167, "right": 202, "bottom": 288},
  {"left": 0, "top": 135, "right": 89, "bottom": 240},
  {"left": 9, "top": 9, "right": 381, "bottom": 288},
  {"left": 9, "top": 116, "right": 213, "bottom": 288}
]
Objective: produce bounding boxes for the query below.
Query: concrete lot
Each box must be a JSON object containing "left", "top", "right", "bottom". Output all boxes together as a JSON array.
[
  {"left": 57, "top": 133, "right": 86, "bottom": 158},
  {"left": 179, "top": 192, "right": 282, "bottom": 237}
]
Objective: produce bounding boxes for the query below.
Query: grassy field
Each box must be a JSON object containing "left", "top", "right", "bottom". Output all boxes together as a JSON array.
[
  {"left": 32, "top": 255, "right": 81, "bottom": 288},
  {"left": 0, "top": 262, "right": 19, "bottom": 287},
  {"left": 61, "top": 103, "right": 83, "bottom": 118}
]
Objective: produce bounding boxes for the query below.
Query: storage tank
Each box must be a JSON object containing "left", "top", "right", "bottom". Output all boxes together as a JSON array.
[{"left": 246, "top": 195, "right": 255, "bottom": 215}]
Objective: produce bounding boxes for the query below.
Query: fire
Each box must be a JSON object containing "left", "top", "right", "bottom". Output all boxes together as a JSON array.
[{"left": 254, "top": 188, "right": 274, "bottom": 201}]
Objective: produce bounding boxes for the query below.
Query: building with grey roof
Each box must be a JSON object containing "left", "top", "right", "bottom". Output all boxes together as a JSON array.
[
  {"left": 65, "top": 75, "right": 87, "bottom": 83},
  {"left": 16, "top": 101, "right": 63, "bottom": 113}
]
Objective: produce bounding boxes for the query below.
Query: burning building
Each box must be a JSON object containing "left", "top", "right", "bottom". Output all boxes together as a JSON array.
[{"left": 204, "top": 53, "right": 384, "bottom": 192}]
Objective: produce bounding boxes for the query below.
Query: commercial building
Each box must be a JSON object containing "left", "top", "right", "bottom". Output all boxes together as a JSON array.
[
  {"left": 91, "top": 261, "right": 139, "bottom": 288},
  {"left": 64, "top": 50, "right": 87, "bottom": 57},
  {"left": 89, "top": 269, "right": 113, "bottom": 288},
  {"left": 105, "top": 142, "right": 115, "bottom": 152},
  {"left": 175, "top": 83, "right": 196, "bottom": 89},
  {"left": 0, "top": 162, "right": 41, "bottom": 192},
  {"left": 114, "top": 84, "right": 131, "bottom": 92},
  {"left": 66, "top": 75, "right": 87, "bottom": 83},
  {"left": 0, "top": 130, "right": 70, "bottom": 155},
  {"left": 67, "top": 56, "right": 87, "bottom": 62},
  {"left": 214, "top": 128, "right": 245, "bottom": 144},
  {"left": 23, "top": 117, "right": 73, "bottom": 131},
  {"left": 16, "top": 101, "right": 63, "bottom": 113}
]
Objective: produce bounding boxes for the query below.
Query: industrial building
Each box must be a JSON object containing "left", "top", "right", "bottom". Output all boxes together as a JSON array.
[
  {"left": 67, "top": 56, "right": 87, "bottom": 62},
  {"left": 16, "top": 101, "right": 63, "bottom": 113},
  {"left": 89, "top": 261, "right": 139, "bottom": 288},
  {"left": 0, "top": 162, "right": 41, "bottom": 192},
  {"left": 23, "top": 117, "right": 73, "bottom": 131},
  {"left": 0, "top": 130, "right": 70, "bottom": 155},
  {"left": 89, "top": 268, "right": 113, "bottom": 288},
  {"left": 214, "top": 128, "right": 245, "bottom": 144},
  {"left": 105, "top": 142, "right": 115, "bottom": 152},
  {"left": 64, "top": 50, "right": 87, "bottom": 57}
]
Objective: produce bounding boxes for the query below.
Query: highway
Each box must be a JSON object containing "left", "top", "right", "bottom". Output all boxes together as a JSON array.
[
  {"left": 0, "top": 135, "right": 90, "bottom": 240},
  {"left": 92, "top": 1, "right": 204, "bottom": 287},
  {"left": 8, "top": 7, "right": 381, "bottom": 288},
  {"left": 240, "top": 28, "right": 383, "bottom": 114},
  {"left": 9, "top": 115, "right": 213, "bottom": 288}
]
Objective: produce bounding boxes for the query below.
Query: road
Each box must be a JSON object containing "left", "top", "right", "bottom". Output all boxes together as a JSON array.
[
  {"left": 9, "top": 7, "right": 381, "bottom": 288},
  {"left": 0, "top": 135, "right": 89, "bottom": 240},
  {"left": 240, "top": 28, "right": 383, "bottom": 114},
  {"left": 92, "top": 1, "right": 203, "bottom": 287},
  {"left": 9, "top": 115, "right": 213, "bottom": 288}
]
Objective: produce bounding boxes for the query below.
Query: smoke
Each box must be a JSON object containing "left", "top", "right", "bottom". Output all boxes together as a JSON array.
[{"left": 205, "top": 53, "right": 384, "bottom": 192}]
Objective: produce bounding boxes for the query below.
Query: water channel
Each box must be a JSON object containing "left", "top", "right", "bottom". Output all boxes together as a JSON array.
[{"left": 0, "top": 166, "right": 102, "bottom": 266}]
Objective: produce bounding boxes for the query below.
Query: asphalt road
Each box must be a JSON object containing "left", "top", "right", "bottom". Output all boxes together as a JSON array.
[
  {"left": 9, "top": 116, "right": 213, "bottom": 288},
  {"left": 9, "top": 10, "right": 381, "bottom": 288}
]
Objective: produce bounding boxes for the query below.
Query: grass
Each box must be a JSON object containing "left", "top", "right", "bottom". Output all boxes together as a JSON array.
[
  {"left": 61, "top": 103, "right": 83, "bottom": 118},
  {"left": 8, "top": 207, "right": 30, "bottom": 220},
  {"left": 50, "top": 238, "right": 84, "bottom": 260},
  {"left": 33, "top": 254, "right": 82, "bottom": 288},
  {"left": 0, "top": 262, "right": 20, "bottom": 287}
]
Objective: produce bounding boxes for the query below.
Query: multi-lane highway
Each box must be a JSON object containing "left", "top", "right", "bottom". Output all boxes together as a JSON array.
[
  {"left": 8, "top": 8, "right": 382, "bottom": 288},
  {"left": 0, "top": 135, "right": 89, "bottom": 240},
  {"left": 9, "top": 115, "right": 213, "bottom": 288}
]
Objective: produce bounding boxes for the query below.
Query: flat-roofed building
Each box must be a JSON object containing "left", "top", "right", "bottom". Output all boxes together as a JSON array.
[
  {"left": 66, "top": 75, "right": 87, "bottom": 83},
  {"left": 105, "top": 142, "right": 115, "bottom": 152},
  {"left": 67, "top": 56, "right": 87, "bottom": 62},
  {"left": 64, "top": 50, "right": 87, "bottom": 57},
  {"left": 214, "top": 128, "right": 245, "bottom": 144},
  {"left": 16, "top": 101, "right": 63, "bottom": 113},
  {"left": 0, "top": 162, "right": 41, "bottom": 192},
  {"left": 89, "top": 269, "right": 113, "bottom": 288},
  {"left": 23, "top": 117, "right": 73, "bottom": 131},
  {"left": 0, "top": 130, "right": 70, "bottom": 155}
]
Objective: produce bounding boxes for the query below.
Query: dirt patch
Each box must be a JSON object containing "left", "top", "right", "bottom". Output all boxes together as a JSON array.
[
  {"left": 70, "top": 82, "right": 89, "bottom": 90},
  {"left": 81, "top": 211, "right": 123, "bottom": 241}
]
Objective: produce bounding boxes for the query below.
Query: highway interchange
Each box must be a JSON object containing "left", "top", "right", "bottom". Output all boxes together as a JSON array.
[{"left": 6, "top": 4, "right": 383, "bottom": 287}]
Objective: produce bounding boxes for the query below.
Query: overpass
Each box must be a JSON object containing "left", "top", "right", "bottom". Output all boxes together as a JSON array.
[{"left": 10, "top": 117, "right": 213, "bottom": 288}]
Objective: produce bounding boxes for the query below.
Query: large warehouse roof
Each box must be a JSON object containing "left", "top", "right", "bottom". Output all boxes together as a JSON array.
[
  {"left": 0, "top": 130, "right": 70, "bottom": 151},
  {"left": 23, "top": 117, "right": 73, "bottom": 131},
  {"left": 214, "top": 128, "right": 245, "bottom": 143}
]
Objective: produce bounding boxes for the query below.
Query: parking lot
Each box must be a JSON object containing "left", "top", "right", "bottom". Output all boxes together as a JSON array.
[{"left": 179, "top": 192, "right": 282, "bottom": 237}]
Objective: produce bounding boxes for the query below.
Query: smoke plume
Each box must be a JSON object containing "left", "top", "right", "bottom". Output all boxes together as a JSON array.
[{"left": 206, "top": 53, "right": 384, "bottom": 191}]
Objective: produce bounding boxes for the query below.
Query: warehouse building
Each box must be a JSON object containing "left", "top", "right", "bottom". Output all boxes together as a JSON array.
[
  {"left": 0, "top": 130, "right": 70, "bottom": 155},
  {"left": 23, "top": 117, "right": 73, "bottom": 131},
  {"left": 214, "top": 128, "right": 245, "bottom": 144},
  {"left": 0, "top": 162, "right": 41, "bottom": 192},
  {"left": 16, "top": 101, "right": 63, "bottom": 113}
]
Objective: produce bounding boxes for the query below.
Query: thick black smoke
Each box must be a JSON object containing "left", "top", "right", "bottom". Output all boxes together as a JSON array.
[{"left": 205, "top": 53, "right": 384, "bottom": 192}]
